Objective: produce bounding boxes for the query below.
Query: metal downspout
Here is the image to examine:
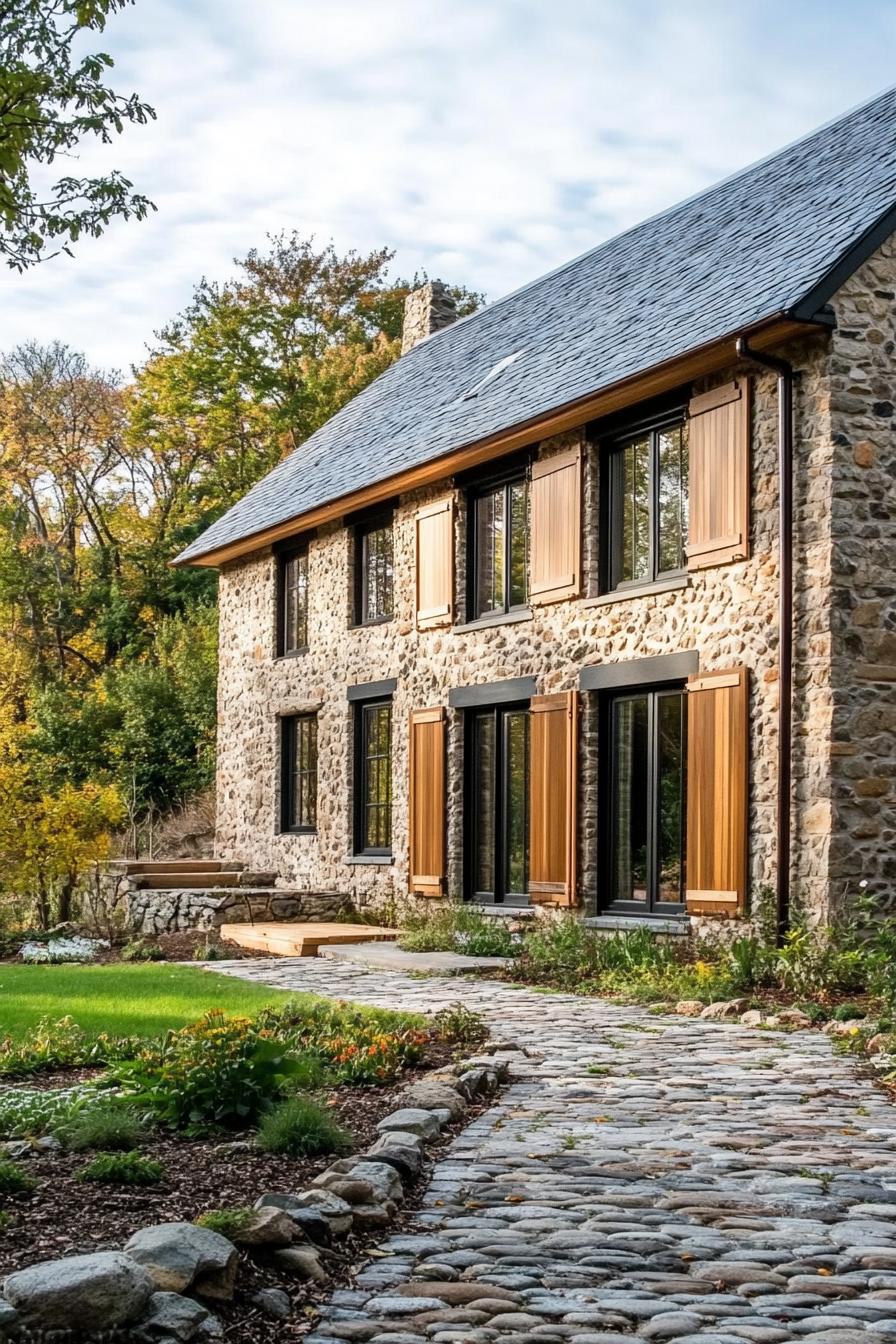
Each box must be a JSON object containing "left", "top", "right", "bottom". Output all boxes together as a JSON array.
[{"left": 734, "top": 337, "right": 794, "bottom": 945}]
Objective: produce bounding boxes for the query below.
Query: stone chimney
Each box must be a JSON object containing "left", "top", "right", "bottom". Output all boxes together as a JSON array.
[{"left": 401, "top": 280, "right": 458, "bottom": 354}]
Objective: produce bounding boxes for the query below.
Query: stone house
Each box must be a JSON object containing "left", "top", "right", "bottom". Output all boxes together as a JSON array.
[{"left": 176, "top": 89, "right": 896, "bottom": 934}]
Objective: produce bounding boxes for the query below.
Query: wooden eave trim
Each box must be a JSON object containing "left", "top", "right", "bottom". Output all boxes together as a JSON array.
[{"left": 176, "top": 314, "right": 822, "bottom": 568}]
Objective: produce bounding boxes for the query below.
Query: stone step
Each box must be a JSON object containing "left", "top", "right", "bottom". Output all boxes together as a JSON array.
[
  {"left": 120, "top": 859, "right": 237, "bottom": 875},
  {"left": 135, "top": 871, "right": 244, "bottom": 890},
  {"left": 219, "top": 922, "right": 399, "bottom": 958}
]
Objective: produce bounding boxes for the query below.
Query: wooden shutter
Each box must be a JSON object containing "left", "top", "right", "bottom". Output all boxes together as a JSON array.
[
  {"left": 529, "top": 691, "right": 578, "bottom": 905},
  {"left": 686, "top": 666, "right": 749, "bottom": 916},
  {"left": 415, "top": 497, "right": 455, "bottom": 629},
  {"left": 686, "top": 378, "right": 751, "bottom": 569},
  {"left": 529, "top": 444, "right": 582, "bottom": 604},
  {"left": 408, "top": 707, "right": 446, "bottom": 896}
]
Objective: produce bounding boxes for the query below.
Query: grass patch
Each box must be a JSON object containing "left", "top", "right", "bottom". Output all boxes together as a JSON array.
[
  {"left": 77, "top": 1152, "right": 164, "bottom": 1185},
  {"left": 195, "top": 1208, "right": 255, "bottom": 1238},
  {"left": 0, "top": 1159, "right": 36, "bottom": 1194},
  {"left": 0, "top": 964, "right": 293, "bottom": 1045},
  {"left": 399, "top": 901, "right": 519, "bottom": 958},
  {"left": 256, "top": 1095, "right": 351, "bottom": 1157},
  {"left": 54, "top": 1099, "right": 146, "bottom": 1152}
]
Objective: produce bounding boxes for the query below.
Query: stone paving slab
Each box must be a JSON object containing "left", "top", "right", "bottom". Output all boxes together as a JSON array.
[
  {"left": 212, "top": 959, "right": 896, "bottom": 1343},
  {"left": 317, "top": 943, "right": 513, "bottom": 973}
]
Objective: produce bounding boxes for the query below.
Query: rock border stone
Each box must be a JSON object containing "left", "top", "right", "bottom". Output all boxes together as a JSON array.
[{"left": 0, "top": 1056, "right": 507, "bottom": 1339}]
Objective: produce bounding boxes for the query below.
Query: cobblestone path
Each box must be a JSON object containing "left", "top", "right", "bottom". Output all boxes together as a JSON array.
[{"left": 218, "top": 959, "right": 896, "bottom": 1344}]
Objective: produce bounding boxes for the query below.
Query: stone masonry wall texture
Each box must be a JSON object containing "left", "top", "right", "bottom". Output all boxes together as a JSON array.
[{"left": 214, "top": 238, "right": 896, "bottom": 927}]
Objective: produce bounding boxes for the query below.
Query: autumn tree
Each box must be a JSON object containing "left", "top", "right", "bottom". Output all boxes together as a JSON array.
[{"left": 0, "top": 0, "right": 155, "bottom": 269}]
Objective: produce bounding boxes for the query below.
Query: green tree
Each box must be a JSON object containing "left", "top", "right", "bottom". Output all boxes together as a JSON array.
[
  {"left": 0, "top": 0, "right": 155, "bottom": 270},
  {"left": 129, "top": 235, "right": 482, "bottom": 522}
]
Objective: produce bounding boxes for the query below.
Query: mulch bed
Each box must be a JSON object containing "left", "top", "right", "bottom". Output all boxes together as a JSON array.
[{"left": 0, "top": 1042, "right": 486, "bottom": 1343}]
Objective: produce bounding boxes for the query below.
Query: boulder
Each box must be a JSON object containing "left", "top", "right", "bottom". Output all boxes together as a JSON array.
[
  {"left": 395, "top": 1081, "right": 466, "bottom": 1121},
  {"left": 777, "top": 1008, "right": 812, "bottom": 1027},
  {"left": 376, "top": 1108, "right": 442, "bottom": 1140},
  {"left": 675, "top": 1000, "right": 704, "bottom": 1017},
  {"left": 740, "top": 1009, "right": 764, "bottom": 1027},
  {"left": 251, "top": 1287, "right": 292, "bottom": 1320},
  {"left": 271, "top": 1247, "right": 328, "bottom": 1284},
  {"left": 231, "top": 1207, "right": 297, "bottom": 1246},
  {"left": 366, "top": 1133, "right": 424, "bottom": 1180},
  {"left": 136, "top": 1291, "right": 210, "bottom": 1341},
  {"left": 3, "top": 1251, "right": 155, "bottom": 1332},
  {"left": 124, "top": 1223, "right": 238, "bottom": 1301},
  {"left": 458, "top": 1067, "right": 499, "bottom": 1098},
  {"left": 700, "top": 999, "right": 748, "bottom": 1020},
  {"left": 350, "top": 1203, "right": 394, "bottom": 1231},
  {"left": 323, "top": 1158, "right": 403, "bottom": 1204},
  {"left": 257, "top": 1190, "right": 351, "bottom": 1237}
]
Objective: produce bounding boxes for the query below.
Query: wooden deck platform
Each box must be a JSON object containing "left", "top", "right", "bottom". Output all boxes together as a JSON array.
[{"left": 218, "top": 922, "right": 399, "bottom": 958}]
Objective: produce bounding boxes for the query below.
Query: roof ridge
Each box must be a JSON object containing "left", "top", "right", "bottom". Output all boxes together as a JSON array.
[{"left": 400, "top": 81, "right": 896, "bottom": 360}]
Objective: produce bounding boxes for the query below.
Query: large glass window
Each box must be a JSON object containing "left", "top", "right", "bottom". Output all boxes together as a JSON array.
[
  {"left": 354, "top": 698, "right": 393, "bottom": 854},
  {"left": 605, "top": 418, "right": 688, "bottom": 590},
  {"left": 280, "top": 714, "right": 318, "bottom": 832},
  {"left": 278, "top": 547, "right": 309, "bottom": 654},
  {"left": 467, "top": 703, "right": 529, "bottom": 905},
  {"left": 469, "top": 475, "right": 528, "bottom": 620},
  {"left": 355, "top": 515, "right": 394, "bottom": 624},
  {"left": 603, "top": 686, "right": 686, "bottom": 913}
]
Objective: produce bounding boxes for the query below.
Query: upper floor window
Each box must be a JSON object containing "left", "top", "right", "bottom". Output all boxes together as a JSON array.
[
  {"left": 355, "top": 513, "right": 394, "bottom": 624},
  {"left": 468, "top": 473, "right": 528, "bottom": 620},
  {"left": 354, "top": 697, "right": 393, "bottom": 854},
  {"left": 278, "top": 546, "right": 309, "bottom": 655},
  {"left": 603, "top": 416, "right": 688, "bottom": 591},
  {"left": 280, "top": 713, "right": 318, "bottom": 832}
]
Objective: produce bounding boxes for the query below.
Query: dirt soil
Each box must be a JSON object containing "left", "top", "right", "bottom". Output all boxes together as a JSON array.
[{"left": 0, "top": 1044, "right": 485, "bottom": 1343}]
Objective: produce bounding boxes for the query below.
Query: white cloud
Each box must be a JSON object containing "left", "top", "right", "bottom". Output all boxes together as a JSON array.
[{"left": 2, "top": 0, "right": 894, "bottom": 371}]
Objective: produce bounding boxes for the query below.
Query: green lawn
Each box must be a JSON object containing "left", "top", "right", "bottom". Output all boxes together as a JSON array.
[{"left": 0, "top": 963, "right": 295, "bottom": 1043}]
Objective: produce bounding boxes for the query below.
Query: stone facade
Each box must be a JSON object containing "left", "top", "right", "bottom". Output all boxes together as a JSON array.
[{"left": 214, "top": 239, "right": 896, "bottom": 928}]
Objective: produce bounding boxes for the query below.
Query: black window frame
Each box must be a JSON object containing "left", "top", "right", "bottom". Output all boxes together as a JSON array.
[
  {"left": 600, "top": 406, "right": 689, "bottom": 593},
  {"left": 280, "top": 712, "right": 318, "bottom": 834},
  {"left": 598, "top": 682, "right": 687, "bottom": 917},
  {"left": 463, "top": 699, "right": 530, "bottom": 907},
  {"left": 353, "top": 511, "right": 395, "bottom": 626},
  {"left": 466, "top": 465, "right": 529, "bottom": 622},
  {"left": 276, "top": 543, "right": 310, "bottom": 657},
  {"left": 353, "top": 695, "right": 394, "bottom": 856}
]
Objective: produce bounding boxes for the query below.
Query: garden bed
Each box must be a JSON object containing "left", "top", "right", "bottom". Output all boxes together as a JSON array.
[{"left": 0, "top": 1049, "right": 453, "bottom": 1277}]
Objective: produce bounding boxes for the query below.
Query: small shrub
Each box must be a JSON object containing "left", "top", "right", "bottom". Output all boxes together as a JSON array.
[
  {"left": 0, "top": 1160, "right": 36, "bottom": 1195},
  {"left": 192, "top": 941, "right": 223, "bottom": 961},
  {"left": 0, "top": 1085, "right": 98, "bottom": 1139},
  {"left": 0, "top": 1016, "right": 138, "bottom": 1079},
  {"left": 109, "top": 1011, "right": 305, "bottom": 1132},
  {"left": 833, "top": 1002, "right": 867, "bottom": 1022},
  {"left": 54, "top": 1100, "right": 146, "bottom": 1152},
  {"left": 256, "top": 1095, "right": 351, "bottom": 1157},
  {"left": 399, "top": 902, "right": 519, "bottom": 958},
  {"left": 432, "top": 1003, "right": 488, "bottom": 1047},
  {"left": 0, "top": 1210, "right": 11, "bottom": 1229},
  {"left": 121, "top": 938, "right": 165, "bottom": 963},
  {"left": 77, "top": 1152, "right": 163, "bottom": 1185},
  {"left": 195, "top": 1207, "right": 255, "bottom": 1238}
]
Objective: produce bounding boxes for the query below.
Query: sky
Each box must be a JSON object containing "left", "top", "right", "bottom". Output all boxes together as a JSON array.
[{"left": 4, "top": 0, "right": 896, "bottom": 375}]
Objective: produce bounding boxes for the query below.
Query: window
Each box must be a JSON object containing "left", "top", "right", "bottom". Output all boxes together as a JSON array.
[
  {"left": 278, "top": 546, "right": 309, "bottom": 655},
  {"left": 601, "top": 686, "right": 687, "bottom": 914},
  {"left": 468, "top": 473, "right": 528, "bottom": 620},
  {"left": 355, "top": 514, "right": 394, "bottom": 624},
  {"left": 280, "top": 714, "right": 318, "bottom": 832},
  {"left": 604, "top": 415, "right": 688, "bottom": 590},
  {"left": 466, "top": 702, "right": 529, "bottom": 905},
  {"left": 354, "top": 698, "right": 393, "bottom": 854}
]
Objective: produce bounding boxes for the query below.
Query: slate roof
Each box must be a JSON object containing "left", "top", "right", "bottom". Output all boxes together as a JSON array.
[{"left": 178, "top": 86, "right": 896, "bottom": 565}]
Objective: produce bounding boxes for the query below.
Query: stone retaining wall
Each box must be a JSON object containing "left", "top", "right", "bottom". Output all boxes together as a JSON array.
[{"left": 127, "top": 888, "right": 350, "bottom": 935}]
